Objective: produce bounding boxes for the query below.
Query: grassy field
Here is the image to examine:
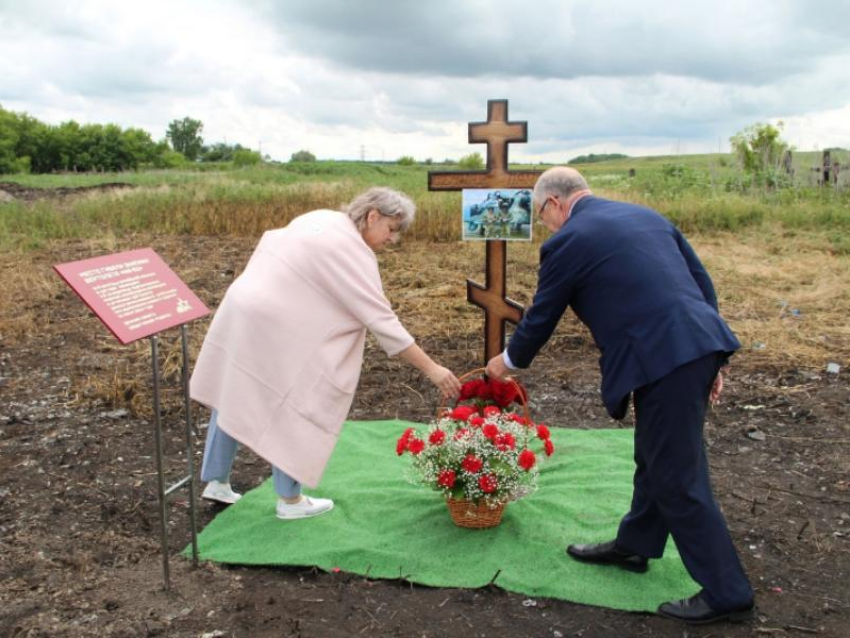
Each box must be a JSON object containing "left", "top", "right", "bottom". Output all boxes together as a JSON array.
[
  {"left": 1, "top": 154, "right": 849, "bottom": 250},
  {"left": 1, "top": 155, "right": 848, "bottom": 371}
]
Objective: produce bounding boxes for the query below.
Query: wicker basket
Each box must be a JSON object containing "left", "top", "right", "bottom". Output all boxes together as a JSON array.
[
  {"left": 437, "top": 368, "right": 532, "bottom": 529},
  {"left": 446, "top": 497, "right": 506, "bottom": 529}
]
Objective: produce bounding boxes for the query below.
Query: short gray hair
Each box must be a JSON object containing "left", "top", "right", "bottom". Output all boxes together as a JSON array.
[
  {"left": 533, "top": 167, "right": 590, "bottom": 207},
  {"left": 344, "top": 187, "right": 416, "bottom": 232}
]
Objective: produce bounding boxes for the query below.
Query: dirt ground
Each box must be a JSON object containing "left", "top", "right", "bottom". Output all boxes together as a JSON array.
[
  {"left": 0, "top": 182, "right": 135, "bottom": 203},
  {"left": 1, "top": 232, "right": 849, "bottom": 638}
]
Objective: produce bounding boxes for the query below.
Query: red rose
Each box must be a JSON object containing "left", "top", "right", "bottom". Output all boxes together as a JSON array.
[
  {"left": 408, "top": 438, "right": 425, "bottom": 455},
  {"left": 453, "top": 427, "right": 470, "bottom": 440},
  {"left": 482, "top": 405, "right": 502, "bottom": 418},
  {"left": 518, "top": 449, "right": 536, "bottom": 471},
  {"left": 459, "top": 378, "right": 487, "bottom": 401},
  {"left": 469, "top": 416, "right": 485, "bottom": 428},
  {"left": 437, "top": 469, "right": 456, "bottom": 488},
  {"left": 462, "top": 454, "right": 483, "bottom": 473},
  {"left": 429, "top": 429, "right": 446, "bottom": 445},
  {"left": 450, "top": 405, "right": 476, "bottom": 421},
  {"left": 396, "top": 427, "right": 416, "bottom": 455},
  {"left": 482, "top": 423, "right": 499, "bottom": 441},
  {"left": 544, "top": 438, "right": 555, "bottom": 457},
  {"left": 488, "top": 379, "right": 516, "bottom": 408},
  {"left": 536, "top": 424, "right": 551, "bottom": 440},
  {"left": 495, "top": 432, "right": 516, "bottom": 451},
  {"left": 507, "top": 413, "right": 528, "bottom": 426},
  {"left": 478, "top": 474, "right": 498, "bottom": 493}
]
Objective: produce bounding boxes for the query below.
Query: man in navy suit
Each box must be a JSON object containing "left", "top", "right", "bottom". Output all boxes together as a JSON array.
[{"left": 486, "top": 167, "right": 754, "bottom": 625}]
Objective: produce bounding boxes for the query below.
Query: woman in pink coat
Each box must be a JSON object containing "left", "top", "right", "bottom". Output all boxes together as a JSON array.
[{"left": 190, "top": 187, "right": 460, "bottom": 519}]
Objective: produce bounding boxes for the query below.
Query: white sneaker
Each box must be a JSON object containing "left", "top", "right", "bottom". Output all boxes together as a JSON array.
[
  {"left": 276, "top": 495, "right": 334, "bottom": 520},
  {"left": 202, "top": 480, "right": 242, "bottom": 504}
]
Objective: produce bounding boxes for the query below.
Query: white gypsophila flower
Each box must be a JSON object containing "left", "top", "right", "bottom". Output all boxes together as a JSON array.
[{"left": 401, "top": 411, "right": 547, "bottom": 504}]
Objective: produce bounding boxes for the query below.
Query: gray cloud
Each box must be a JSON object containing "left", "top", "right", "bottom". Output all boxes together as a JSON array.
[
  {"left": 1, "top": 0, "right": 849, "bottom": 160},
  {"left": 266, "top": 0, "right": 849, "bottom": 85}
]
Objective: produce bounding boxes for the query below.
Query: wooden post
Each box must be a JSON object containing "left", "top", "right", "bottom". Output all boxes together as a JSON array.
[
  {"left": 822, "top": 150, "right": 832, "bottom": 186},
  {"left": 428, "top": 100, "right": 543, "bottom": 366}
]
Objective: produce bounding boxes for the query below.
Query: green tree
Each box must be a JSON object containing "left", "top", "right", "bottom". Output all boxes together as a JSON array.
[
  {"left": 458, "top": 152, "right": 484, "bottom": 170},
  {"left": 730, "top": 122, "right": 789, "bottom": 174},
  {"left": 397, "top": 155, "right": 415, "bottom": 166},
  {"left": 0, "top": 106, "right": 22, "bottom": 173},
  {"left": 166, "top": 117, "right": 204, "bottom": 160},
  {"left": 14, "top": 113, "right": 51, "bottom": 173},
  {"left": 121, "top": 127, "right": 158, "bottom": 169},
  {"left": 290, "top": 149, "right": 316, "bottom": 162}
]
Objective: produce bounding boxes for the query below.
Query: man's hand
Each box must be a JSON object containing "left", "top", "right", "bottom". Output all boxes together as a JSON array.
[
  {"left": 709, "top": 371, "right": 724, "bottom": 404},
  {"left": 486, "top": 354, "right": 509, "bottom": 381}
]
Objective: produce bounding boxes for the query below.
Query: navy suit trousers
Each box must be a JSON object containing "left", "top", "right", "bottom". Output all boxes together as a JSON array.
[{"left": 615, "top": 352, "right": 754, "bottom": 611}]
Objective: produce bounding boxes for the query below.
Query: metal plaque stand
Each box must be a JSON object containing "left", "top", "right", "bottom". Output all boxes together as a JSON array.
[{"left": 150, "top": 324, "right": 199, "bottom": 593}]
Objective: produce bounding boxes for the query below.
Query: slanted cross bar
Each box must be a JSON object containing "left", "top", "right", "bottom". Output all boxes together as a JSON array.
[{"left": 428, "top": 100, "right": 542, "bottom": 365}]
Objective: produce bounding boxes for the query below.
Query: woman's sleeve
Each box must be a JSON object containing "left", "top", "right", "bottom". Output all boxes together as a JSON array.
[{"left": 311, "top": 244, "right": 415, "bottom": 356}]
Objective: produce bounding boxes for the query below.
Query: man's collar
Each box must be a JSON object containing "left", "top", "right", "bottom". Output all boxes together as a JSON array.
[{"left": 564, "top": 190, "right": 592, "bottom": 223}]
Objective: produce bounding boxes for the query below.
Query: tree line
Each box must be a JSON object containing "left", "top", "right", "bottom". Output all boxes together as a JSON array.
[{"left": 0, "top": 108, "right": 261, "bottom": 174}]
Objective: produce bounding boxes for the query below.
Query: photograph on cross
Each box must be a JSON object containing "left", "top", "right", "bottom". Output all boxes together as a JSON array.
[{"left": 461, "top": 188, "right": 533, "bottom": 241}]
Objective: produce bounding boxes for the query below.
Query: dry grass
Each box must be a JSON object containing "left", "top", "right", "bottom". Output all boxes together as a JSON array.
[
  {"left": 379, "top": 232, "right": 849, "bottom": 374},
  {"left": 1, "top": 226, "right": 847, "bottom": 416},
  {"left": 696, "top": 226, "right": 850, "bottom": 369}
]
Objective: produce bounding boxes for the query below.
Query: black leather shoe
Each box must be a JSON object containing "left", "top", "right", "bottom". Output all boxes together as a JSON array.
[
  {"left": 658, "top": 591, "right": 755, "bottom": 625},
  {"left": 566, "top": 540, "right": 648, "bottom": 573}
]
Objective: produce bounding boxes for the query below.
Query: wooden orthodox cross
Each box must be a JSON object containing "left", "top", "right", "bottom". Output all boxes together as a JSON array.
[{"left": 428, "top": 99, "right": 543, "bottom": 366}]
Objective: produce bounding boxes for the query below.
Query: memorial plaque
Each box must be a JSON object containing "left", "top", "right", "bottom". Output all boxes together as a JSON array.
[{"left": 54, "top": 247, "right": 209, "bottom": 344}]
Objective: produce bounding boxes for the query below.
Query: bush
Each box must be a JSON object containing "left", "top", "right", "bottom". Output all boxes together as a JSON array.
[
  {"left": 397, "top": 155, "right": 415, "bottom": 166},
  {"left": 153, "top": 150, "right": 186, "bottom": 169},
  {"left": 290, "top": 150, "right": 316, "bottom": 162},
  {"left": 233, "top": 149, "right": 262, "bottom": 167},
  {"left": 458, "top": 152, "right": 484, "bottom": 170}
]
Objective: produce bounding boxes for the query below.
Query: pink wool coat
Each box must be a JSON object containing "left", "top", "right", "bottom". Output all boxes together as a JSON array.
[{"left": 190, "top": 210, "right": 414, "bottom": 487}]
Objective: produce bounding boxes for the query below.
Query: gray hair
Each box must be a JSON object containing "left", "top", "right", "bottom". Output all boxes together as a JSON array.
[
  {"left": 344, "top": 187, "right": 416, "bottom": 232},
  {"left": 533, "top": 167, "right": 590, "bottom": 207}
]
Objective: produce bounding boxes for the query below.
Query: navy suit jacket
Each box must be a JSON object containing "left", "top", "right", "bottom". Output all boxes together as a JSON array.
[{"left": 507, "top": 196, "right": 740, "bottom": 419}]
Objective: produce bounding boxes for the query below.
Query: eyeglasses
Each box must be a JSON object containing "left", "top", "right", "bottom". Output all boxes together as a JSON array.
[{"left": 536, "top": 196, "right": 557, "bottom": 220}]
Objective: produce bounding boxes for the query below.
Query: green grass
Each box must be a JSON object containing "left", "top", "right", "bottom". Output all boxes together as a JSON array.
[{"left": 1, "top": 158, "right": 848, "bottom": 252}]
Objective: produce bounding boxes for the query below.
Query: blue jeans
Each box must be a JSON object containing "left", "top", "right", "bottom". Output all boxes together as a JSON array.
[{"left": 200, "top": 409, "right": 301, "bottom": 498}]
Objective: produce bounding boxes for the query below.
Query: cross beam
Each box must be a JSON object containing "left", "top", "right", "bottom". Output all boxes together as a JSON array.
[
  {"left": 427, "top": 99, "right": 542, "bottom": 366},
  {"left": 429, "top": 100, "right": 543, "bottom": 191}
]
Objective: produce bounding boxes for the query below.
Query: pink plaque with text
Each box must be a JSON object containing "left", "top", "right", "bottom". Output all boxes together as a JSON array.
[{"left": 54, "top": 248, "right": 210, "bottom": 344}]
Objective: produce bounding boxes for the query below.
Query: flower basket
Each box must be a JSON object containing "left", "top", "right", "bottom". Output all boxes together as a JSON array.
[
  {"left": 396, "top": 369, "right": 555, "bottom": 529},
  {"left": 446, "top": 497, "right": 506, "bottom": 529}
]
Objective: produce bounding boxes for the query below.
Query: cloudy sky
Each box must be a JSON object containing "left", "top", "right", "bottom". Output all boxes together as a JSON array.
[{"left": 2, "top": 0, "right": 849, "bottom": 162}]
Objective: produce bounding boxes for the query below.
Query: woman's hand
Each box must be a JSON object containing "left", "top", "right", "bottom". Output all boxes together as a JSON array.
[
  {"left": 427, "top": 365, "right": 461, "bottom": 400},
  {"left": 397, "top": 343, "right": 460, "bottom": 400}
]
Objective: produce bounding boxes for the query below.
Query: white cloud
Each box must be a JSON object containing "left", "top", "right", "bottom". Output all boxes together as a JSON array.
[{"left": 1, "top": 0, "right": 849, "bottom": 161}]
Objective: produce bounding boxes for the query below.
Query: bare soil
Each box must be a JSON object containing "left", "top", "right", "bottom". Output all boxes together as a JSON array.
[
  {"left": 0, "top": 182, "right": 135, "bottom": 203},
  {"left": 1, "top": 235, "right": 848, "bottom": 638}
]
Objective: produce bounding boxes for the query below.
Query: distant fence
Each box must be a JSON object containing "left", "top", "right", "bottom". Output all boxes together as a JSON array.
[{"left": 795, "top": 150, "right": 848, "bottom": 188}]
